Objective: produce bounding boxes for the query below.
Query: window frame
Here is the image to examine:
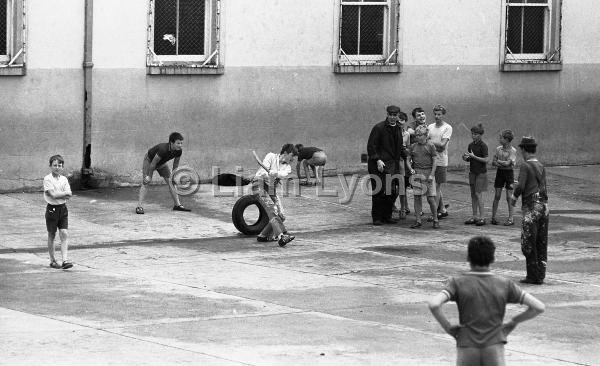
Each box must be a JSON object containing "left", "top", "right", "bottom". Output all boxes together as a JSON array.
[
  {"left": 334, "top": 0, "right": 401, "bottom": 74},
  {"left": 0, "top": 0, "right": 26, "bottom": 76},
  {"left": 500, "top": 0, "right": 562, "bottom": 72},
  {"left": 146, "top": 0, "right": 223, "bottom": 75}
]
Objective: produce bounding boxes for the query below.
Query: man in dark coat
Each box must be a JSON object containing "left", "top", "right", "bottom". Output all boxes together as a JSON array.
[{"left": 367, "top": 105, "right": 408, "bottom": 225}]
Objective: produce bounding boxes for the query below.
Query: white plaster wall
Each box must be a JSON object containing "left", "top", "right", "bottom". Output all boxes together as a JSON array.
[
  {"left": 223, "top": 0, "right": 334, "bottom": 67},
  {"left": 27, "top": 0, "right": 84, "bottom": 69},
  {"left": 92, "top": 0, "right": 148, "bottom": 68},
  {"left": 561, "top": 0, "right": 600, "bottom": 64},
  {"left": 402, "top": 0, "right": 501, "bottom": 66}
]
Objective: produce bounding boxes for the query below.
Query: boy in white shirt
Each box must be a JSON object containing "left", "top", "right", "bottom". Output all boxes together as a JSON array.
[
  {"left": 253, "top": 144, "right": 297, "bottom": 247},
  {"left": 427, "top": 104, "right": 453, "bottom": 219},
  {"left": 43, "top": 155, "right": 73, "bottom": 269}
]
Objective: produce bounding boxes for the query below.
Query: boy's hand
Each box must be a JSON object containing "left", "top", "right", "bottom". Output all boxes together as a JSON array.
[
  {"left": 447, "top": 324, "right": 462, "bottom": 339},
  {"left": 143, "top": 175, "right": 151, "bottom": 184},
  {"left": 502, "top": 320, "right": 517, "bottom": 336},
  {"left": 409, "top": 169, "right": 416, "bottom": 175},
  {"left": 509, "top": 195, "right": 517, "bottom": 207},
  {"left": 428, "top": 174, "right": 435, "bottom": 181},
  {"left": 376, "top": 160, "right": 385, "bottom": 172}
]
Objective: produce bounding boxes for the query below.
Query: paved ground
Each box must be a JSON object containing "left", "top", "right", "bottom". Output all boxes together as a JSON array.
[{"left": 1, "top": 165, "right": 599, "bottom": 365}]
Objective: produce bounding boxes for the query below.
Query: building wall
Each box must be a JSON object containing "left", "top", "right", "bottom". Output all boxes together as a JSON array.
[{"left": 1, "top": 0, "right": 599, "bottom": 190}]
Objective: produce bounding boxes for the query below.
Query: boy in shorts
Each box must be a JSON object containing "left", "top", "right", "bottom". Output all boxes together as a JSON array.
[
  {"left": 44, "top": 155, "right": 74, "bottom": 269},
  {"left": 428, "top": 236, "right": 545, "bottom": 366},
  {"left": 491, "top": 130, "right": 517, "bottom": 226},
  {"left": 408, "top": 125, "right": 439, "bottom": 229},
  {"left": 294, "top": 144, "right": 327, "bottom": 186},
  {"left": 462, "top": 124, "right": 488, "bottom": 226},
  {"left": 136, "top": 132, "right": 191, "bottom": 214},
  {"left": 427, "top": 105, "right": 452, "bottom": 219}
]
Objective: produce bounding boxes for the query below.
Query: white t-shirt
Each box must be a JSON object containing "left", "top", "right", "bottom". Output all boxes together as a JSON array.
[
  {"left": 254, "top": 153, "right": 292, "bottom": 182},
  {"left": 43, "top": 173, "right": 72, "bottom": 205},
  {"left": 428, "top": 122, "right": 453, "bottom": 167}
]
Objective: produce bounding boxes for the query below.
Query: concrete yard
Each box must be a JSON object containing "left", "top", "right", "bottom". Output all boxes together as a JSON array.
[{"left": 1, "top": 166, "right": 599, "bottom": 365}]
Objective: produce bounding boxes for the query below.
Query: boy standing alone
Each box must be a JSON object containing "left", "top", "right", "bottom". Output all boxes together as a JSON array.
[
  {"left": 491, "top": 130, "right": 517, "bottom": 226},
  {"left": 428, "top": 236, "right": 545, "bottom": 366},
  {"left": 44, "top": 155, "right": 74, "bottom": 269},
  {"left": 462, "top": 124, "right": 488, "bottom": 226}
]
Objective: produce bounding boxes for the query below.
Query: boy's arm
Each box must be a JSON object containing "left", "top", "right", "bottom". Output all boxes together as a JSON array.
[
  {"left": 429, "top": 160, "right": 437, "bottom": 181},
  {"left": 172, "top": 156, "right": 180, "bottom": 173},
  {"left": 428, "top": 292, "right": 460, "bottom": 338},
  {"left": 502, "top": 293, "right": 545, "bottom": 335}
]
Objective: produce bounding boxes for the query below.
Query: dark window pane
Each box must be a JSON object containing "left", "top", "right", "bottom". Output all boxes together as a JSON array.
[
  {"left": 154, "top": 0, "right": 177, "bottom": 55},
  {"left": 178, "top": 0, "right": 204, "bottom": 55},
  {"left": 0, "top": 0, "right": 6, "bottom": 55},
  {"left": 522, "top": 7, "right": 545, "bottom": 53},
  {"left": 360, "top": 6, "right": 383, "bottom": 54},
  {"left": 506, "top": 7, "right": 523, "bottom": 53},
  {"left": 341, "top": 6, "right": 359, "bottom": 55}
]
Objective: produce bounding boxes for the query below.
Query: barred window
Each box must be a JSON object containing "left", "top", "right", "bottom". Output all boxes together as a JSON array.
[
  {"left": 0, "top": 0, "right": 25, "bottom": 75},
  {"left": 335, "top": 0, "right": 400, "bottom": 73},
  {"left": 502, "top": 0, "right": 562, "bottom": 69},
  {"left": 147, "top": 0, "right": 221, "bottom": 74}
]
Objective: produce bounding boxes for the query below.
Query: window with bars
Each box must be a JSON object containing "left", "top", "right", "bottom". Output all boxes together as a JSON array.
[
  {"left": 147, "top": 0, "right": 221, "bottom": 73},
  {"left": 502, "top": 0, "right": 561, "bottom": 69},
  {"left": 335, "top": 0, "right": 400, "bottom": 73},
  {"left": 0, "top": 0, "right": 25, "bottom": 75}
]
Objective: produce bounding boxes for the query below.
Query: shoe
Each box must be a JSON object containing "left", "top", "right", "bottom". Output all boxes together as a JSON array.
[
  {"left": 299, "top": 180, "right": 311, "bottom": 186},
  {"left": 465, "top": 218, "right": 477, "bottom": 225},
  {"left": 257, "top": 236, "right": 270, "bottom": 242},
  {"left": 50, "top": 260, "right": 61, "bottom": 269},
  {"left": 278, "top": 234, "right": 295, "bottom": 247},
  {"left": 384, "top": 217, "right": 399, "bottom": 224},
  {"left": 61, "top": 261, "right": 73, "bottom": 269},
  {"left": 399, "top": 211, "right": 407, "bottom": 220},
  {"left": 173, "top": 205, "right": 191, "bottom": 212},
  {"left": 476, "top": 219, "right": 486, "bottom": 226},
  {"left": 491, "top": 218, "right": 499, "bottom": 225},
  {"left": 504, "top": 219, "right": 514, "bottom": 226},
  {"left": 373, "top": 220, "right": 383, "bottom": 226},
  {"left": 135, "top": 207, "right": 144, "bottom": 214},
  {"left": 437, "top": 211, "right": 448, "bottom": 219},
  {"left": 432, "top": 221, "right": 440, "bottom": 229},
  {"left": 410, "top": 221, "right": 422, "bottom": 229},
  {"left": 404, "top": 208, "right": 411, "bottom": 214},
  {"left": 519, "top": 278, "right": 543, "bottom": 285}
]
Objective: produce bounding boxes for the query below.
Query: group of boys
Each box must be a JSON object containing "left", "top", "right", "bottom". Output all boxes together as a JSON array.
[{"left": 367, "top": 104, "right": 451, "bottom": 228}]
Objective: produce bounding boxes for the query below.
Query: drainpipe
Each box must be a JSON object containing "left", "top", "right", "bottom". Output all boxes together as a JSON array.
[{"left": 82, "top": 0, "right": 94, "bottom": 185}]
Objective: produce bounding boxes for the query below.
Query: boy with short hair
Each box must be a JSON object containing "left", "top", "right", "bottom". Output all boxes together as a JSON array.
[
  {"left": 44, "top": 155, "right": 74, "bottom": 269},
  {"left": 427, "top": 104, "right": 452, "bottom": 219},
  {"left": 491, "top": 130, "right": 517, "bottom": 226},
  {"left": 408, "top": 125, "right": 439, "bottom": 229},
  {"left": 394, "top": 111, "right": 411, "bottom": 219},
  {"left": 253, "top": 143, "right": 298, "bottom": 247},
  {"left": 428, "top": 236, "right": 545, "bottom": 365},
  {"left": 136, "top": 132, "right": 191, "bottom": 214},
  {"left": 408, "top": 107, "right": 427, "bottom": 145},
  {"left": 462, "top": 124, "right": 488, "bottom": 226}
]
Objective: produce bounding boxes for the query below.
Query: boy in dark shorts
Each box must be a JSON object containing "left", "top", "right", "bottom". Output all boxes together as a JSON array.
[
  {"left": 428, "top": 236, "right": 545, "bottom": 366},
  {"left": 136, "top": 132, "right": 191, "bottom": 214},
  {"left": 294, "top": 144, "right": 327, "bottom": 186},
  {"left": 44, "top": 155, "right": 74, "bottom": 269},
  {"left": 462, "top": 124, "right": 488, "bottom": 226},
  {"left": 492, "top": 130, "right": 517, "bottom": 226}
]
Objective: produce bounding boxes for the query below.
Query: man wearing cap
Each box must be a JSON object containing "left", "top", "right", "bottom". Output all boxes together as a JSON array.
[
  {"left": 510, "top": 137, "right": 549, "bottom": 285},
  {"left": 367, "top": 105, "right": 408, "bottom": 225}
]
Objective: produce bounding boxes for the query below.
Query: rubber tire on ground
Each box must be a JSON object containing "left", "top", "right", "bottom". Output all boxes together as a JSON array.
[{"left": 232, "top": 194, "right": 269, "bottom": 235}]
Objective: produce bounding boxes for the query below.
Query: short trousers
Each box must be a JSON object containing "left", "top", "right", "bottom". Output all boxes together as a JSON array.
[
  {"left": 494, "top": 169, "right": 514, "bottom": 189},
  {"left": 306, "top": 151, "right": 327, "bottom": 166},
  {"left": 45, "top": 204, "right": 68, "bottom": 234},
  {"left": 410, "top": 168, "right": 437, "bottom": 197},
  {"left": 142, "top": 154, "right": 171, "bottom": 183},
  {"left": 434, "top": 166, "right": 447, "bottom": 184},
  {"left": 469, "top": 172, "right": 488, "bottom": 194}
]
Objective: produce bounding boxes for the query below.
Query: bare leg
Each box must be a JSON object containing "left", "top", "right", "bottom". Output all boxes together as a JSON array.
[
  {"left": 310, "top": 165, "right": 317, "bottom": 184},
  {"left": 427, "top": 196, "right": 438, "bottom": 223},
  {"left": 165, "top": 177, "right": 182, "bottom": 206},
  {"left": 413, "top": 195, "right": 423, "bottom": 223},
  {"left": 492, "top": 187, "right": 502, "bottom": 220},
  {"left": 137, "top": 184, "right": 148, "bottom": 207},
  {"left": 47, "top": 232, "right": 57, "bottom": 263},
  {"left": 471, "top": 191, "right": 478, "bottom": 219},
  {"left": 302, "top": 160, "right": 311, "bottom": 182},
  {"left": 58, "top": 229, "right": 69, "bottom": 262},
  {"left": 476, "top": 192, "right": 484, "bottom": 219},
  {"left": 506, "top": 189, "right": 514, "bottom": 220},
  {"left": 296, "top": 161, "right": 303, "bottom": 180}
]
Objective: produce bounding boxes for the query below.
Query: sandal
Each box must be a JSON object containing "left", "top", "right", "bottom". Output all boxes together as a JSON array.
[
  {"left": 135, "top": 207, "right": 144, "bottom": 214},
  {"left": 410, "top": 221, "right": 422, "bottom": 229},
  {"left": 476, "top": 218, "right": 486, "bottom": 226},
  {"left": 491, "top": 218, "right": 498, "bottom": 225},
  {"left": 50, "top": 260, "right": 61, "bottom": 269},
  {"left": 299, "top": 180, "right": 311, "bottom": 186},
  {"left": 61, "top": 261, "right": 73, "bottom": 269},
  {"left": 504, "top": 218, "right": 514, "bottom": 226},
  {"left": 464, "top": 218, "right": 476, "bottom": 225}
]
